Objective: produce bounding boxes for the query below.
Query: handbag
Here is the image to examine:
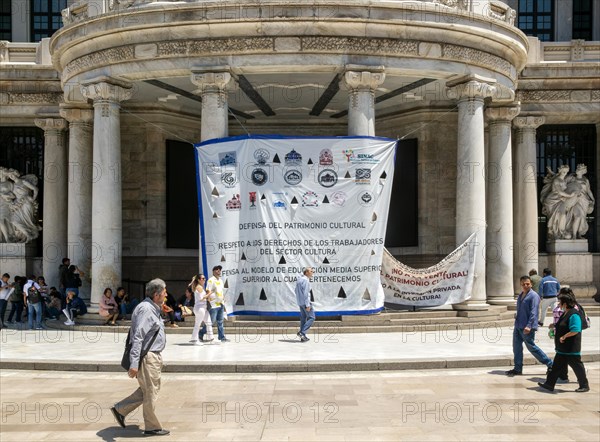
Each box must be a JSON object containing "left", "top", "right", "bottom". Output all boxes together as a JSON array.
[{"left": 121, "top": 328, "right": 160, "bottom": 371}]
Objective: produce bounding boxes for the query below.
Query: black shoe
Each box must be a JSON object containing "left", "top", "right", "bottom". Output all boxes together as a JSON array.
[
  {"left": 297, "top": 332, "right": 303, "bottom": 338},
  {"left": 538, "top": 322, "right": 543, "bottom": 327},
  {"left": 110, "top": 407, "right": 126, "bottom": 428},
  {"left": 537, "top": 382, "right": 554, "bottom": 392},
  {"left": 575, "top": 386, "right": 590, "bottom": 393},
  {"left": 556, "top": 377, "right": 569, "bottom": 384},
  {"left": 144, "top": 429, "right": 170, "bottom": 436},
  {"left": 300, "top": 335, "right": 310, "bottom": 342},
  {"left": 505, "top": 369, "right": 522, "bottom": 376}
]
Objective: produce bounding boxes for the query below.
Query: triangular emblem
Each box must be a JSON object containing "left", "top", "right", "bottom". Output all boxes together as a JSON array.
[
  {"left": 279, "top": 256, "right": 287, "bottom": 264},
  {"left": 236, "top": 293, "right": 245, "bottom": 306},
  {"left": 337, "top": 287, "right": 347, "bottom": 298},
  {"left": 259, "top": 289, "right": 267, "bottom": 301},
  {"left": 323, "top": 257, "right": 330, "bottom": 264}
]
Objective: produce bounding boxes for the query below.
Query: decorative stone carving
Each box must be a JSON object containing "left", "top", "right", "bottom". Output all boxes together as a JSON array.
[
  {"left": 447, "top": 75, "right": 497, "bottom": 106},
  {"left": 433, "top": 0, "right": 468, "bottom": 8},
  {"left": 571, "top": 39, "right": 585, "bottom": 61},
  {"left": 0, "top": 167, "right": 42, "bottom": 243},
  {"left": 81, "top": 79, "right": 133, "bottom": 102},
  {"left": 343, "top": 69, "right": 386, "bottom": 93},
  {"left": 0, "top": 40, "right": 8, "bottom": 62},
  {"left": 61, "top": 1, "right": 89, "bottom": 26},
  {"left": 485, "top": 104, "right": 520, "bottom": 123},
  {"left": 191, "top": 70, "right": 231, "bottom": 107},
  {"left": 487, "top": 1, "right": 517, "bottom": 26},
  {"left": 443, "top": 44, "right": 514, "bottom": 80},
  {"left": 7, "top": 93, "right": 63, "bottom": 104},
  {"left": 541, "top": 164, "right": 596, "bottom": 240}
]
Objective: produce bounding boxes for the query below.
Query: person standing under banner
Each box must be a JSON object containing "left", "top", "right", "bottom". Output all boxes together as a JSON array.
[
  {"left": 296, "top": 267, "right": 315, "bottom": 342},
  {"left": 189, "top": 274, "right": 214, "bottom": 344},
  {"left": 200, "top": 265, "right": 229, "bottom": 342}
]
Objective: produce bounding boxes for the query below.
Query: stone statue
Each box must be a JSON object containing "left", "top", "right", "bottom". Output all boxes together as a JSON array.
[
  {"left": 0, "top": 167, "right": 41, "bottom": 243},
  {"left": 541, "top": 164, "right": 595, "bottom": 240}
]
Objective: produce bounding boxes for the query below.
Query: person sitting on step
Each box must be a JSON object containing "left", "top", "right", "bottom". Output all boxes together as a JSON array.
[
  {"left": 63, "top": 290, "right": 87, "bottom": 326},
  {"left": 99, "top": 287, "right": 119, "bottom": 326}
]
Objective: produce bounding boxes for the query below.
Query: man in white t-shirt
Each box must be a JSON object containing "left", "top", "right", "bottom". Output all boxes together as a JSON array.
[{"left": 199, "top": 265, "right": 229, "bottom": 342}]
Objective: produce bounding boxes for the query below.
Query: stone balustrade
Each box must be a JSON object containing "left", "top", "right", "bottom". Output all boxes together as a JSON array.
[
  {"left": 527, "top": 38, "right": 600, "bottom": 63},
  {"left": 0, "top": 41, "right": 51, "bottom": 65}
]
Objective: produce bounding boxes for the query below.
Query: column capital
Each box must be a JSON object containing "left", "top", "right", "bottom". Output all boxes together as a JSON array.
[
  {"left": 80, "top": 77, "right": 133, "bottom": 103},
  {"left": 446, "top": 74, "right": 497, "bottom": 100},
  {"left": 34, "top": 118, "right": 67, "bottom": 132},
  {"left": 485, "top": 103, "right": 521, "bottom": 123},
  {"left": 342, "top": 66, "right": 386, "bottom": 92},
  {"left": 191, "top": 68, "right": 232, "bottom": 94},
  {"left": 513, "top": 115, "right": 546, "bottom": 130},
  {"left": 59, "top": 105, "right": 94, "bottom": 124}
]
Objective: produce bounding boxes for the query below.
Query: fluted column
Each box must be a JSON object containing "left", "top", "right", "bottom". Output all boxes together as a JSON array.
[
  {"left": 81, "top": 79, "right": 132, "bottom": 311},
  {"left": 342, "top": 66, "right": 385, "bottom": 136},
  {"left": 35, "top": 118, "right": 68, "bottom": 288},
  {"left": 485, "top": 105, "right": 520, "bottom": 305},
  {"left": 59, "top": 105, "right": 94, "bottom": 304},
  {"left": 191, "top": 68, "right": 232, "bottom": 142},
  {"left": 513, "top": 116, "right": 545, "bottom": 293},
  {"left": 447, "top": 75, "right": 497, "bottom": 309}
]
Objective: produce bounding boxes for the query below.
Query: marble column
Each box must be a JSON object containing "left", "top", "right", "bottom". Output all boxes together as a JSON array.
[
  {"left": 191, "top": 69, "right": 232, "bottom": 142},
  {"left": 596, "top": 122, "right": 600, "bottom": 253},
  {"left": 81, "top": 79, "right": 132, "bottom": 311},
  {"left": 59, "top": 105, "right": 94, "bottom": 304},
  {"left": 512, "top": 116, "right": 545, "bottom": 293},
  {"left": 447, "top": 75, "right": 497, "bottom": 309},
  {"left": 342, "top": 67, "right": 385, "bottom": 136},
  {"left": 485, "top": 105, "right": 520, "bottom": 305},
  {"left": 35, "top": 118, "right": 68, "bottom": 288}
]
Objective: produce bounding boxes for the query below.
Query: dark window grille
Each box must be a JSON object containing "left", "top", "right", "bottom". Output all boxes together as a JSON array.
[
  {"left": 0, "top": 127, "right": 45, "bottom": 253},
  {"left": 573, "top": 0, "right": 593, "bottom": 40},
  {"left": 0, "top": 1, "right": 10, "bottom": 40},
  {"left": 517, "top": 0, "right": 555, "bottom": 41},
  {"left": 30, "top": 0, "right": 67, "bottom": 42},
  {"left": 536, "top": 125, "right": 597, "bottom": 252}
]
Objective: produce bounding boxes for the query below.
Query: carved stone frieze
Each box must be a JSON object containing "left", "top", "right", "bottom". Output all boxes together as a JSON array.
[
  {"left": 517, "top": 90, "right": 600, "bottom": 103},
  {"left": 34, "top": 118, "right": 68, "bottom": 133},
  {"left": 485, "top": 104, "right": 521, "bottom": 123},
  {"left": 302, "top": 37, "right": 419, "bottom": 55},
  {"left": 446, "top": 75, "right": 497, "bottom": 101},
  {"left": 432, "top": 0, "right": 468, "bottom": 8},
  {"left": 5, "top": 93, "right": 64, "bottom": 104},
  {"left": 64, "top": 46, "right": 135, "bottom": 81},
  {"left": 513, "top": 116, "right": 545, "bottom": 130},
  {"left": 443, "top": 44, "right": 514, "bottom": 80},
  {"left": 63, "top": 37, "right": 515, "bottom": 83},
  {"left": 191, "top": 71, "right": 232, "bottom": 107}
]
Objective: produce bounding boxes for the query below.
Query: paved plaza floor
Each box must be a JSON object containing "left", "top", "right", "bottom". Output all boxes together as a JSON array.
[
  {"left": 1, "top": 364, "right": 599, "bottom": 441},
  {"left": 1, "top": 324, "right": 599, "bottom": 372}
]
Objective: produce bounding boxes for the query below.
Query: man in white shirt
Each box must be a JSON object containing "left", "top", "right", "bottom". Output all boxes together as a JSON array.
[{"left": 199, "top": 265, "right": 229, "bottom": 342}]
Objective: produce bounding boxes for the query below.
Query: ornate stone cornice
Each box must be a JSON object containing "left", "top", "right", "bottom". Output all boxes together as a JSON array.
[
  {"left": 517, "top": 89, "right": 600, "bottom": 103},
  {"left": 80, "top": 79, "right": 133, "bottom": 103},
  {"left": 61, "top": 37, "right": 515, "bottom": 84},
  {"left": 446, "top": 75, "right": 497, "bottom": 101},
  {"left": 513, "top": 116, "right": 545, "bottom": 130},
  {"left": 34, "top": 118, "right": 68, "bottom": 132},
  {"left": 485, "top": 104, "right": 521, "bottom": 123}
]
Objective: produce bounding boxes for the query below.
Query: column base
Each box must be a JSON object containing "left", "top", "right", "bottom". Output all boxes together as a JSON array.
[
  {"left": 486, "top": 298, "right": 516, "bottom": 306},
  {"left": 452, "top": 301, "right": 490, "bottom": 311}
]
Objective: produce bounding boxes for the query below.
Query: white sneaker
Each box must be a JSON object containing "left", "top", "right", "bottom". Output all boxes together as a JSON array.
[{"left": 64, "top": 320, "right": 75, "bottom": 326}]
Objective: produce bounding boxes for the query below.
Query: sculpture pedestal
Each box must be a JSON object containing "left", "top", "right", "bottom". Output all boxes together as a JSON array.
[
  {"left": 546, "top": 240, "right": 597, "bottom": 299},
  {"left": 0, "top": 243, "right": 37, "bottom": 277}
]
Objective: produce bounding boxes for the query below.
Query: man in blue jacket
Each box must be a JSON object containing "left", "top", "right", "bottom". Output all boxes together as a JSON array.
[
  {"left": 506, "top": 275, "right": 553, "bottom": 376},
  {"left": 539, "top": 268, "right": 560, "bottom": 326}
]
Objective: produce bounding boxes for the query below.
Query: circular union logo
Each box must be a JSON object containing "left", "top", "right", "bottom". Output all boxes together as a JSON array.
[
  {"left": 251, "top": 168, "right": 268, "bottom": 186},
  {"left": 284, "top": 169, "right": 302, "bottom": 185},
  {"left": 221, "top": 172, "right": 237, "bottom": 188},
  {"left": 331, "top": 191, "right": 347, "bottom": 206},
  {"left": 254, "top": 148, "right": 270, "bottom": 165},
  {"left": 318, "top": 169, "right": 338, "bottom": 188},
  {"left": 357, "top": 191, "right": 374, "bottom": 206}
]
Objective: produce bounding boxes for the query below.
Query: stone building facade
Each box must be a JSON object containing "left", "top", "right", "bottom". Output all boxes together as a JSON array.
[{"left": 1, "top": 0, "right": 598, "bottom": 311}]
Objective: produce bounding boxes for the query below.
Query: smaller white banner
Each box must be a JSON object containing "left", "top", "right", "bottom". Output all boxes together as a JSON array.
[{"left": 381, "top": 234, "right": 477, "bottom": 307}]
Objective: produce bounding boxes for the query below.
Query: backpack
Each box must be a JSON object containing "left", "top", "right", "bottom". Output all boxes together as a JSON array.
[
  {"left": 575, "top": 303, "right": 590, "bottom": 330},
  {"left": 27, "top": 285, "right": 41, "bottom": 304}
]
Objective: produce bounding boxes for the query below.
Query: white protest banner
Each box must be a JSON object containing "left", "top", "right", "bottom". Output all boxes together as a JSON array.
[
  {"left": 195, "top": 135, "right": 397, "bottom": 316},
  {"left": 381, "top": 234, "right": 477, "bottom": 307}
]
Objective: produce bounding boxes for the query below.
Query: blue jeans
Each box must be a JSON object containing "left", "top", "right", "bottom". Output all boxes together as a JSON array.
[
  {"left": 200, "top": 306, "right": 225, "bottom": 341},
  {"left": 27, "top": 302, "right": 42, "bottom": 329},
  {"left": 299, "top": 305, "right": 315, "bottom": 335},
  {"left": 513, "top": 327, "right": 553, "bottom": 372}
]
